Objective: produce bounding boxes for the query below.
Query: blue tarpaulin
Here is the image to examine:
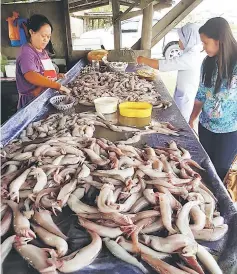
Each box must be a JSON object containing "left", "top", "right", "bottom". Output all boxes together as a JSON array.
[{"left": 1, "top": 60, "right": 237, "bottom": 274}]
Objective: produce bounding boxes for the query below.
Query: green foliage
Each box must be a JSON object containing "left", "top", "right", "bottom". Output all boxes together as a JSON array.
[
  {"left": 92, "top": 5, "right": 127, "bottom": 13},
  {"left": 89, "top": 4, "right": 128, "bottom": 30},
  {"left": 1, "top": 54, "right": 8, "bottom": 73}
]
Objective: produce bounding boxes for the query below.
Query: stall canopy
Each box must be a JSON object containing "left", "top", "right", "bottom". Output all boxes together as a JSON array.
[
  {"left": 1, "top": 0, "right": 172, "bottom": 14},
  {"left": 68, "top": 0, "right": 172, "bottom": 15}
]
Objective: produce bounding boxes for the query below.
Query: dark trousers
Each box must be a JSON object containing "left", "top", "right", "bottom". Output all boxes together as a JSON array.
[{"left": 198, "top": 123, "right": 237, "bottom": 181}]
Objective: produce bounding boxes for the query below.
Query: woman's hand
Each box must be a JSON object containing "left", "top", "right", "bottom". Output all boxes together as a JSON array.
[
  {"left": 189, "top": 100, "right": 204, "bottom": 129},
  {"left": 189, "top": 119, "right": 195, "bottom": 129},
  {"left": 136, "top": 56, "right": 159, "bottom": 69},
  {"left": 58, "top": 73, "right": 65, "bottom": 79},
  {"left": 59, "top": 85, "right": 71, "bottom": 95}
]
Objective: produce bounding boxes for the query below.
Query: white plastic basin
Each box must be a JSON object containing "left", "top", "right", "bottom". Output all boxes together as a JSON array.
[
  {"left": 94, "top": 97, "right": 118, "bottom": 114},
  {"left": 5, "top": 64, "right": 16, "bottom": 78}
]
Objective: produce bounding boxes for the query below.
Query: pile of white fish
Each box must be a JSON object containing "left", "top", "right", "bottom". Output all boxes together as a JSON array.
[
  {"left": 16, "top": 112, "right": 96, "bottom": 143},
  {"left": 1, "top": 130, "right": 227, "bottom": 273},
  {"left": 67, "top": 71, "right": 172, "bottom": 108},
  {"left": 6, "top": 112, "right": 179, "bottom": 146}
]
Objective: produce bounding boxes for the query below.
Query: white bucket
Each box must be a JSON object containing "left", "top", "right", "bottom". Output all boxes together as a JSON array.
[
  {"left": 94, "top": 97, "right": 118, "bottom": 114},
  {"left": 5, "top": 64, "right": 16, "bottom": 78}
]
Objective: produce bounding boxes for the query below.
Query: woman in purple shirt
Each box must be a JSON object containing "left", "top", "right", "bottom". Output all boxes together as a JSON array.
[{"left": 16, "top": 14, "right": 70, "bottom": 109}]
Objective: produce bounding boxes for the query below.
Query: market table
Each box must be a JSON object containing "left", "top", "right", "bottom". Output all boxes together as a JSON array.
[{"left": 1, "top": 59, "right": 237, "bottom": 274}]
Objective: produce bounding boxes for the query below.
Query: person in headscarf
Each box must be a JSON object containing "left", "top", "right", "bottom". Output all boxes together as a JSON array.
[{"left": 137, "top": 23, "right": 203, "bottom": 122}]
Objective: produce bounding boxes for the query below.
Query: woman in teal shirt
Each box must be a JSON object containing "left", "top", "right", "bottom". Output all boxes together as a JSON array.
[{"left": 189, "top": 17, "right": 237, "bottom": 180}]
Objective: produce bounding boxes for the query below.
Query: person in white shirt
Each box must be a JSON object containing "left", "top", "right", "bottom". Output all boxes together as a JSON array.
[{"left": 137, "top": 23, "right": 203, "bottom": 122}]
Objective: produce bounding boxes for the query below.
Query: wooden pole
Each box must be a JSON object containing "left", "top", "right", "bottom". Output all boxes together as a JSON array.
[
  {"left": 83, "top": 17, "right": 88, "bottom": 32},
  {"left": 63, "top": 0, "right": 73, "bottom": 63},
  {"left": 151, "top": 0, "right": 203, "bottom": 47},
  {"left": 114, "top": 0, "right": 139, "bottom": 22},
  {"left": 111, "top": 0, "right": 121, "bottom": 50},
  {"left": 132, "top": 0, "right": 202, "bottom": 50},
  {"left": 140, "top": 2, "right": 153, "bottom": 51},
  {"left": 120, "top": 1, "right": 172, "bottom": 21}
]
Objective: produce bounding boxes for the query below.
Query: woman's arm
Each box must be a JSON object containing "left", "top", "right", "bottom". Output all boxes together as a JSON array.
[
  {"left": 18, "top": 50, "right": 70, "bottom": 93},
  {"left": 24, "top": 71, "right": 61, "bottom": 89},
  {"left": 189, "top": 60, "right": 207, "bottom": 129},
  {"left": 137, "top": 54, "right": 192, "bottom": 72},
  {"left": 24, "top": 71, "right": 70, "bottom": 94},
  {"left": 189, "top": 100, "right": 203, "bottom": 128},
  {"left": 137, "top": 56, "right": 159, "bottom": 69}
]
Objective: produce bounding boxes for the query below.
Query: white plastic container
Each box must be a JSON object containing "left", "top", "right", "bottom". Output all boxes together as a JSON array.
[
  {"left": 94, "top": 97, "right": 118, "bottom": 114},
  {"left": 5, "top": 64, "right": 16, "bottom": 78}
]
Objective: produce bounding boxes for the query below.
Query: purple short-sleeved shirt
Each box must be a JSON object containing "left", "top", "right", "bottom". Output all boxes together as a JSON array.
[{"left": 16, "top": 43, "right": 48, "bottom": 95}]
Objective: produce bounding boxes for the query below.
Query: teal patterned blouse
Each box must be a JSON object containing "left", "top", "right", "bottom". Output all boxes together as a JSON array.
[{"left": 196, "top": 61, "right": 237, "bottom": 133}]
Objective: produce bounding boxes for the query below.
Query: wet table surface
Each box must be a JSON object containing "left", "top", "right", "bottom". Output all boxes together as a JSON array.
[{"left": 1, "top": 62, "right": 237, "bottom": 274}]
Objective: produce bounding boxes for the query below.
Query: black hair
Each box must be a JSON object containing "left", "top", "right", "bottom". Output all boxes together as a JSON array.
[
  {"left": 27, "top": 14, "right": 53, "bottom": 35},
  {"left": 199, "top": 17, "right": 237, "bottom": 93}
]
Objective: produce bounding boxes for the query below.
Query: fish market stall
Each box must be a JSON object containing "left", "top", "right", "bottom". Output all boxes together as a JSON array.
[{"left": 1, "top": 59, "right": 237, "bottom": 274}]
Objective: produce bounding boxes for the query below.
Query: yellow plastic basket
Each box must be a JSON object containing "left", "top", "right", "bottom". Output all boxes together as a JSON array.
[
  {"left": 136, "top": 69, "right": 155, "bottom": 81},
  {"left": 119, "top": 102, "right": 152, "bottom": 118}
]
